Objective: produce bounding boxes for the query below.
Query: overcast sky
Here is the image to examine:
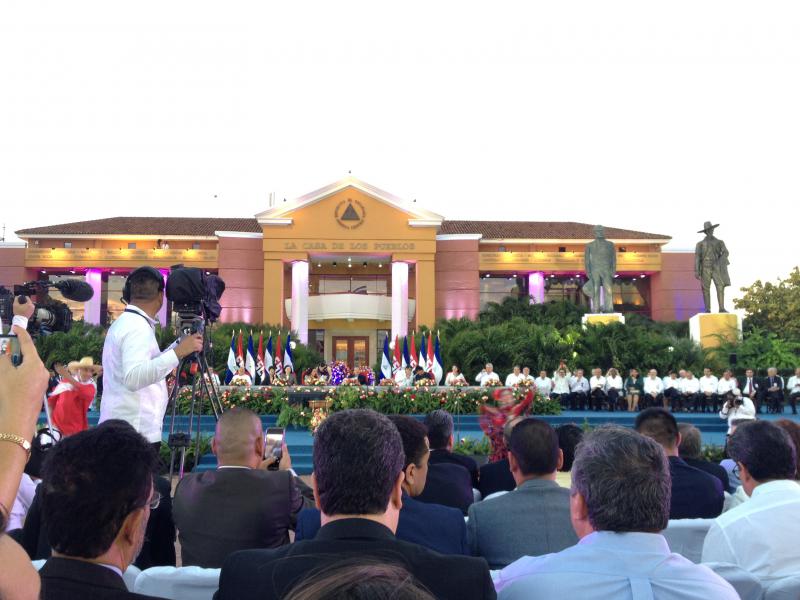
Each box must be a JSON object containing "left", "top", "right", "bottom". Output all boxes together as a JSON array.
[{"left": 1, "top": 1, "right": 798, "bottom": 302}]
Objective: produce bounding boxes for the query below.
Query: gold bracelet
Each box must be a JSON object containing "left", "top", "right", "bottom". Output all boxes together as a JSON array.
[{"left": 0, "top": 433, "right": 32, "bottom": 459}]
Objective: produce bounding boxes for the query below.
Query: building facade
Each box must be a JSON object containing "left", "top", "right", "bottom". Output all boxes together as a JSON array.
[{"left": 2, "top": 177, "right": 703, "bottom": 367}]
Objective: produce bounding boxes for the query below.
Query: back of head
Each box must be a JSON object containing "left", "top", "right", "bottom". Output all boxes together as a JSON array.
[
  {"left": 775, "top": 420, "right": 800, "bottom": 479},
  {"left": 423, "top": 410, "right": 453, "bottom": 450},
  {"left": 214, "top": 407, "right": 263, "bottom": 464},
  {"left": 314, "top": 410, "right": 404, "bottom": 516},
  {"left": 508, "top": 418, "right": 559, "bottom": 476},
  {"left": 555, "top": 424, "right": 584, "bottom": 472},
  {"left": 728, "top": 420, "right": 797, "bottom": 482},
  {"left": 41, "top": 420, "right": 157, "bottom": 558},
  {"left": 127, "top": 267, "right": 163, "bottom": 303},
  {"left": 677, "top": 423, "right": 702, "bottom": 460},
  {"left": 388, "top": 415, "right": 429, "bottom": 469},
  {"left": 572, "top": 426, "right": 670, "bottom": 532},
  {"left": 634, "top": 408, "right": 679, "bottom": 450}
]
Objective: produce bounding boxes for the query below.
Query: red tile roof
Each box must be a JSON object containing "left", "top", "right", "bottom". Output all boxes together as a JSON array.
[{"left": 439, "top": 221, "right": 669, "bottom": 240}]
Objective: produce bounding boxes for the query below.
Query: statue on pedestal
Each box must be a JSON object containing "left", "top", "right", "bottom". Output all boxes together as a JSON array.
[
  {"left": 695, "top": 221, "right": 730, "bottom": 313},
  {"left": 583, "top": 225, "right": 616, "bottom": 313}
]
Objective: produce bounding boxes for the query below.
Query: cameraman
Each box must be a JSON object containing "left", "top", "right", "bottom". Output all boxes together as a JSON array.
[
  {"left": 719, "top": 389, "right": 755, "bottom": 434},
  {"left": 99, "top": 267, "right": 203, "bottom": 451}
]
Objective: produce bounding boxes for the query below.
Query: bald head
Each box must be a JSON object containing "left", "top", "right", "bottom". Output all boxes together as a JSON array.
[{"left": 212, "top": 408, "right": 264, "bottom": 467}]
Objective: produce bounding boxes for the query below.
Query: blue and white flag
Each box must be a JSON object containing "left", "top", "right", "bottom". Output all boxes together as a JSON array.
[
  {"left": 284, "top": 334, "right": 294, "bottom": 372},
  {"left": 432, "top": 332, "right": 444, "bottom": 385},
  {"left": 402, "top": 337, "right": 411, "bottom": 369},
  {"left": 245, "top": 331, "right": 256, "bottom": 379},
  {"left": 381, "top": 336, "right": 393, "bottom": 380},
  {"left": 418, "top": 333, "right": 428, "bottom": 371},
  {"left": 224, "top": 332, "right": 237, "bottom": 384}
]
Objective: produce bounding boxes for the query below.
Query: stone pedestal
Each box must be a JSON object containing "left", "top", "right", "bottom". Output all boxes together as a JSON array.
[
  {"left": 582, "top": 313, "right": 625, "bottom": 327},
  {"left": 689, "top": 313, "right": 742, "bottom": 349}
]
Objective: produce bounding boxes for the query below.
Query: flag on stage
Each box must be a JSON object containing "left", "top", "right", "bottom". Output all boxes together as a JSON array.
[
  {"left": 409, "top": 333, "right": 417, "bottom": 369},
  {"left": 224, "top": 332, "right": 237, "bottom": 384},
  {"left": 245, "top": 331, "right": 256, "bottom": 380},
  {"left": 432, "top": 331, "right": 444, "bottom": 384},
  {"left": 236, "top": 330, "right": 245, "bottom": 370},
  {"left": 427, "top": 334, "right": 434, "bottom": 374},
  {"left": 265, "top": 331, "right": 274, "bottom": 371},
  {"left": 381, "top": 336, "right": 392, "bottom": 380},
  {"left": 418, "top": 333, "right": 428, "bottom": 371},
  {"left": 392, "top": 335, "right": 402, "bottom": 373},
  {"left": 256, "top": 332, "right": 266, "bottom": 385},
  {"left": 284, "top": 334, "right": 294, "bottom": 372},
  {"left": 402, "top": 336, "right": 411, "bottom": 369},
  {"left": 274, "top": 333, "right": 283, "bottom": 373}
]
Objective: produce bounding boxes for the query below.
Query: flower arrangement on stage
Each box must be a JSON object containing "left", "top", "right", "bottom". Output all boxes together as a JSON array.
[
  {"left": 309, "top": 407, "right": 329, "bottom": 433},
  {"left": 360, "top": 366, "right": 376, "bottom": 385},
  {"left": 378, "top": 378, "right": 395, "bottom": 386},
  {"left": 484, "top": 379, "right": 503, "bottom": 387}
]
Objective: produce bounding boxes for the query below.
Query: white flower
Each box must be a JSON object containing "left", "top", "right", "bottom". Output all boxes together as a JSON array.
[{"left": 290, "top": 341, "right": 297, "bottom": 350}]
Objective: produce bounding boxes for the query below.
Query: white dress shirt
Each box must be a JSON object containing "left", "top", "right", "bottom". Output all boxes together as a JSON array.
[
  {"left": 505, "top": 373, "right": 522, "bottom": 387},
  {"left": 479, "top": 371, "right": 501, "bottom": 387},
  {"left": 699, "top": 375, "right": 719, "bottom": 395},
  {"left": 569, "top": 376, "right": 589, "bottom": 394},
  {"left": 680, "top": 377, "right": 700, "bottom": 394},
  {"left": 7, "top": 473, "right": 38, "bottom": 531},
  {"left": 446, "top": 372, "right": 467, "bottom": 386},
  {"left": 99, "top": 305, "right": 179, "bottom": 443},
  {"left": 741, "top": 376, "right": 758, "bottom": 397},
  {"left": 788, "top": 375, "right": 800, "bottom": 396},
  {"left": 718, "top": 397, "right": 756, "bottom": 433},
  {"left": 702, "top": 480, "right": 800, "bottom": 584},
  {"left": 716, "top": 377, "right": 740, "bottom": 396},
  {"left": 518, "top": 374, "right": 535, "bottom": 385},
  {"left": 534, "top": 377, "right": 553, "bottom": 396},
  {"left": 605, "top": 375, "right": 622, "bottom": 391},
  {"left": 662, "top": 376, "right": 679, "bottom": 391},
  {"left": 590, "top": 375, "right": 606, "bottom": 391},
  {"left": 551, "top": 374, "right": 570, "bottom": 394},
  {"left": 644, "top": 376, "right": 664, "bottom": 396}
]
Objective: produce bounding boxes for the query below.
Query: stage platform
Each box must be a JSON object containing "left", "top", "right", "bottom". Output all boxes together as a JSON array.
[{"left": 57, "top": 409, "right": 800, "bottom": 475}]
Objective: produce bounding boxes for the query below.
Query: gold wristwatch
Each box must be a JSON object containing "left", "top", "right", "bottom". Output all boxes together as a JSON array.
[{"left": 0, "top": 433, "right": 32, "bottom": 459}]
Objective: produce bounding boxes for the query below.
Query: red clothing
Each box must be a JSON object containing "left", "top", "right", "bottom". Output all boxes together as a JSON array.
[
  {"left": 479, "top": 389, "right": 533, "bottom": 462},
  {"left": 48, "top": 381, "right": 95, "bottom": 436}
]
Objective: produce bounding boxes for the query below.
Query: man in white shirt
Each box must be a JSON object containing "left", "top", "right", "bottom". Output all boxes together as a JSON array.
[
  {"left": 679, "top": 371, "right": 700, "bottom": 413},
  {"left": 698, "top": 368, "right": 719, "bottom": 413},
  {"left": 568, "top": 369, "right": 590, "bottom": 411},
  {"left": 643, "top": 369, "right": 664, "bottom": 408},
  {"left": 534, "top": 370, "right": 553, "bottom": 398},
  {"left": 718, "top": 392, "right": 755, "bottom": 434},
  {"left": 519, "top": 366, "right": 535, "bottom": 386},
  {"left": 505, "top": 366, "right": 523, "bottom": 387},
  {"left": 99, "top": 267, "right": 203, "bottom": 449},
  {"left": 702, "top": 421, "right": 800, "bottom": 584},
  {"left": 716, "top": 369, "right": 739, "bottom": 397},
  {"left": 551, "top": 368, "right": 570, "bottom": 407},
  {"left": 395, "top": 365, "right": 413, "bottom": 386},
  {"left": 661, "top": 371, "right": 680, "bottom": 411},
  {"left": 788, "top": 367, "right": 800, "bottom": 415},
  {"left": 589, "top": 368, "right": 606, "bottom": 412},
  {"left": 477, "top": 363, "right": 501, "bottom": 387}
]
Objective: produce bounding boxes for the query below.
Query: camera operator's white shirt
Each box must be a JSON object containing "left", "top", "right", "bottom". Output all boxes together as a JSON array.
[
  {"left": 99, "top": 304, "right": 179, "bottom": 443},
  {"left": 719, "top": 396, "right": 756, "bottom": 433}
]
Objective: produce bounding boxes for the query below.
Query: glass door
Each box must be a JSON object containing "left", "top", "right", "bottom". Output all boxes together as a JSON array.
[{"left": 332, "top": 336, "right": 370, "bottom": 370}]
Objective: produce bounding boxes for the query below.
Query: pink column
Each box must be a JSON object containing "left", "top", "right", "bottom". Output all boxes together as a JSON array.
[
  {"left": 83, "top": 269, "right": 103, "bottom": 325},
  {"left": 291, "top": 260, "right": 309, "bottom": 344},
  {"left": 157, "top": 270, "right": 169, "bottom": 327},
  {"left": 392, "top": 262, "right": 409, "bottom": 339},
  {"left": 528, "top": 272, "right": 545, "bottom": 304}
]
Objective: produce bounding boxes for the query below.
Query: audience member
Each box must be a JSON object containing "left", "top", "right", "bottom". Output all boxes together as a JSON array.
[
  {"left": 216, "top": 409, "right": 495, "bottom": 600},
  {"left": 425, "top": 410, "right": 479, "bottom": 488},
  {"left": 415, "top": 460, "right": 474, "bottom": 515},
  {"left": 634, "top": 408, "right": 723, "bottom": 519},
  {"left": 774, "top": 419, "right": 800, "bottom": 480},
  {"left": 468, "top": 419, "right": 577, "bottom": 568},
  {"left": 478, "top": 417, "right": 522, "bottom": 499},
  {"left": 702, "top": 420, "right": 800, "bottom": 584},
  {"left": 38, "top": 420, "right": 164, "bottom": 599},
  {"left": 787, "top": 367, "right": 800, "bottom": 415},
  {"left": 494, "top": 426, "right": 737, "bottom": 599},
  {"left": 677, "top": 423, "right": 731, "bottom": 493},
  {"left": 296, "top": 415, "right": 469, "bottom": 555},
  {"left": 555, "top": 423, "right": 583, "bottom": 488},
  {"left": 172, "top": 408, "right": 311, "bottom": 568}
]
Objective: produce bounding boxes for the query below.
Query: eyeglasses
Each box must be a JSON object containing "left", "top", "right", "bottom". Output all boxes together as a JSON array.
[
  {"left": 732, "top": 464, "right": 741, "bottom": 479},
  {"left": 148, "top": 491, "right": 162, "bottom": 511}
]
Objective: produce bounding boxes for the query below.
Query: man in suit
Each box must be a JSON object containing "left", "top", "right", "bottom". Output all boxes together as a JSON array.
[
  {"left": 172, "top": 408, "right": 312, "bottom": 567},
  {"left": 217, "top": 409, "right": 496, "bottom": 600},
  {"left": 468, "top": 418, "right": 578, "bottom": 569},
  {"left": 295, "top": 415, "right": 469, "bottom": 555},
  {"left": 739, "top": 368, "right": 762, "bottom": 414},
  {"left": 677, "top": 423, "right": 731, "bottom": 493},
  {"left": 425, "top": 409, "right": 479, "bottom": 488},
  {"left": 478, "top": 417, "right": 521, "bottom": 498},
  {"left": 37, "top": 420, "right": 165, "bottom": 599},
  {"left": 416, "top": 461, "right": 474, "bottom": 514},
  {"left": 635, "top": 408, "right": 723, "bottom": 519},
  {"left": 764, "top": 367, "right": 785, "bottom": 414}
]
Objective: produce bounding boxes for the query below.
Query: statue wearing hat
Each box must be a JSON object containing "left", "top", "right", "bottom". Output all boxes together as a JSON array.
[
  {"left": 695, "top": 221, "right": 731, "bottom": 313},
  {"left": 582, "top": 224, "right": 616, "bottom": 313}
]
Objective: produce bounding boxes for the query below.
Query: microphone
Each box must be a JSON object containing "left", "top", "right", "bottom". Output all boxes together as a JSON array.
[{"left": 52, "top": 279, "right": 95, "bottom": 302}]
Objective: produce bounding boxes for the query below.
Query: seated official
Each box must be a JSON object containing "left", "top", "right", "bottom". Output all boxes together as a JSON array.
[
  {"left": 476, "top": 363, "right": 501, "bottom": 387},
  {"left": 425, "top": 409, "right": 479, "bottom": 488},
  {"left": 296, "top": 415, "right": 469, "bottom": 555},
  {"left": 764, "top": 367, "right": 785, "bottom": 413},
  {"left": 698, "top": 368, "right": 719, "bottom": 413},
  {"left": 678, "top": 371, "right": 700, "bottom": 413},
  {"left": 172, "top": 408, "right": 312, "bottom": 568},
  {"left": 468, "top": 419, "right": 577, "bottom": 569},
  {"left": 738, "top": 368, "right": 762, "bottom": 413},
  {"left": 494, "top": 426, "right": 738, "bottom": 600},
  {"left": 661, "top": 371, "right": 680, "bottom": 409},
  {"left": 478, "top": 418, "right": 522, "bottom": 499},
  {"left": 216, "top": 409, "right": 496, "bottom": 600},
  {"left": 677, "top": 423, "right": 731, "bottom": 493},
  {"left": 446, "top": 365, "right": 468, "bottom": 386},
  {"left": 786, "top": 367, "right": 800, "bottom": 415},
  {"left": 395, "top": 365, "right": 413, "bottom": 387},
  {"left": 534, "top": 371, "right": 553, "bottom": 399},
  {"left": 550, "top": 369, "right": 570, "bottom": 407},
  {"left": 413, "top": 366, "right": 434, "bottom": 384},
  {"left": 623, "top": 368, "right": 643, "bottom": 412},
  {"left": 702, "top": 420, "right": 800, "bottom": 584},
  {"left": 567, "top": 369, "right": 589, "bottom": 411},
  {"left": 604, "top": 368, "right": 623, "bottom": 412},
  {"left": 588, "top": 368, "right": 606, "bottom": 411},
  {"left": 37, "top": 420, "right": 165, "bottom": 600},
  {"left": 635, "top": 408, "right": 723, "bottom": 519},
  {"left": 643, "top": 369, "right": 664, "bottom": 409},
  {"left": 504, "top": 366, "right": 523, "bottom": 387}
]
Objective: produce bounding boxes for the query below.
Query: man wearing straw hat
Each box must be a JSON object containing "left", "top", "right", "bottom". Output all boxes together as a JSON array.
[
  {"left": 47, "top": 356, "right": 101, "bottom": 436},
  {"left": 695, "top": 221, "right": 731, "bottom": 313}
]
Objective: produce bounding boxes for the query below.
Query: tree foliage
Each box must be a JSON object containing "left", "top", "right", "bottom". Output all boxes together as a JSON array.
[{"left": 734, "top": 267, "right": 800, "bottom": 341}]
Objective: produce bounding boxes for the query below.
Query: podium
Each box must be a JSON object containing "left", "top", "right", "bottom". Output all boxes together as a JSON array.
[
  {"left": 689, "top": 313, "right": 742, "bottom": 349},
  {"left": 582, "top": 313, "right": 625, "bottom": 327}
]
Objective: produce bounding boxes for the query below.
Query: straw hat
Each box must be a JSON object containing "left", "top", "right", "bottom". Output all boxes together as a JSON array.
[{"left": 67, "top": 356, "right": 101, "bottom": 374}]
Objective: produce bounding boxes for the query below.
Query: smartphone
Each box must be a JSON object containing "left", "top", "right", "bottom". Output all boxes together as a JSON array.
[
  {"left": 0, "top": 335, "right": 22, "bottom": 366},
  {"left": 264, "top": 427, "right": 285, "bottom": 470}
]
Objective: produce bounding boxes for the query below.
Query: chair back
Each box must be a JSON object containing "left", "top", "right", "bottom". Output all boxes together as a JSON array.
[
  {"left": 702, "top": 562, "right": 762, "bottom": 600},
  {"left": 661, "top": 518, "right": 713, "bottom": 563},
  {"left": 134, "top": 566, "right": 221, "bottom": 600}
]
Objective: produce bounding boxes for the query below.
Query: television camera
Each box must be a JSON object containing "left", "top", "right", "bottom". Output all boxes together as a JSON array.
[{"left": 0, "top": 278, "right": 94, "bottom": 335}]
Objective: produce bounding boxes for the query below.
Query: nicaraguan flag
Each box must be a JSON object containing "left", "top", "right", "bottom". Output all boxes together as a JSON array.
[
  {"left": 418, "top": 333, "right": 428, "bottom": 371},
  {"left": 265, "top": 331, "right": 274, "bottom": 371},
  {"left": 284, "top": 334, "right": 294, "bottom": 372},
  {"left": 409, "top": 333, "right": 417, "bottom": 369},
  {"left": 432, "top": 332, "right": 444, "bottom": 384},
  {"left": 402, "top": 336, "right": 410, "bottom": 369},
  {"left": 224, "top": 332, "right": 237, "bottom": 384},
  {"left": 381, "top": 336, "right": 393, "bottom": 380},
  {"left": 256, "top": 332, "right": 265, "bottom": 385},
  {"left": 392, "top": 335, "right": 401, "bottom": 373}
]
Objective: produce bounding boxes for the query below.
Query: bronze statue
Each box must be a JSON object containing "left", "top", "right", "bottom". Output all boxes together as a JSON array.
[
  {"left": 695, "top": 221, "right": 730, "bottom": 313},
  {"left": 583, "top": 225, "right": 616, "bottom": 313}
]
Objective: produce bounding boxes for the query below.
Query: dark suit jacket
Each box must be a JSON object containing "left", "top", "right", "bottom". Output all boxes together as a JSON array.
[
  {"left": 668, "top": 456, "right": 724, "bottom": 520},
  {"left": 39, "top": 557, "right": 163, "bottom": 600},
  {"left": 429, "top": 448, "right": 480, "bottom": 489},
  {"left": 173, "top": 467, "right": 310, "bottom": 568},
  {"left": 764, "top": 375, "right": 785, "bottom": 393},
  {"left": 737, "top": 375, "right": 762, "bottom": 398},
  {"left": 295, "top": 493, "right": 469, "bottom": 555},
  {"left": 478, "top": 459, "right": 516, "bottom": 499},
  {"left": 216, "top": 518, "right": 496, "bottom": 600},
  {"left": 683, "top": 456, "right": 732, "bottom": 494},
  {"left": 415, "top": 462, "right": 474, "bottom": 514}
]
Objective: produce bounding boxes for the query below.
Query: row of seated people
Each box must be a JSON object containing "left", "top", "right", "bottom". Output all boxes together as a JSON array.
[{"left": 10, "top": 402, "right": 800, "bottom": 599}]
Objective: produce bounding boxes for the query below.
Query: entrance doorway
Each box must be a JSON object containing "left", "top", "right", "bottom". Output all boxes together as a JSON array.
[{"left": 333, "top": 336, "right": 370, "bottom": 370}]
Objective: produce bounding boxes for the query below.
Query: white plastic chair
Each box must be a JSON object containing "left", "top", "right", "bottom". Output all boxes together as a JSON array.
[
  {"left": 702, "top": 562, "right": 762, "bottom": 600},
  {"left": 661, "top": 518, "right": 713, "bottom": 563},
  {"left": 133, "top": 566, "right": 220, "bottom": 600},
  {"left": 764, "top": 575, "right": 800, "bottom": 600}
]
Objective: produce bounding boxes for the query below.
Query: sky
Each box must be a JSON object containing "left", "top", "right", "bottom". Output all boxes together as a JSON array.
[{"left": 1, "top": 1, "right": 798, "bottom": 302}]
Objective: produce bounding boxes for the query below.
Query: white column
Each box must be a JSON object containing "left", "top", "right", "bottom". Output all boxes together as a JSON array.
[
  {"left": 83, "top": 269, "right": 102, "bottom": 325},
  {"left": 528, "top": 272, "right": 545, "bottom": 304},
  {"left": 291, "top": 260, "right": 309, "bottom": 344},
  {"left": 156, "top": 270, "right": 169, "bottom": 327},
  {"left": 391, "top": 261, "right": 409, "bottom": 339}
]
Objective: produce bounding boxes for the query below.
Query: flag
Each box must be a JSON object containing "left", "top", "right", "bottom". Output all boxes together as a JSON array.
[
  {"left": 381, "top": 336, "right": 392, "bottom": 380},
  {"left": 392, "top": 335, "right": 402, "bottom": 373},
  {"left": 284, "top": 334, "right": 294, "bottom": 372},
  {"left": 418, "top": 333, "right": 428, "bottom": 371},
  {"left": 274, "top": 333, "right": 283, "bottom": 373},
  {"left": 265, "top": 331, "right": 274, "bottom": 371},
  {"left": 409, "top": 333, "right": 417, "bottom": 369},
  {"left": 432, "top": 331, "right": 444, "bottom": 384},
  {"left": 245, "top": 331, "right": 256, "bottom": 379},
  {"left": 256, "top": 332, "right": 266, "bottom": 385},
  {"left": 236, "top": 330, "right": 245, "bottom": 370},
  {"left": 427, "top": 334, "right": 434, "bottom": 374},
  {"left": 224, "top": 332, "right": 237, "bottom": 384},
  {"left": 402, "top": 337, "right": 411, "bottom": 369}
]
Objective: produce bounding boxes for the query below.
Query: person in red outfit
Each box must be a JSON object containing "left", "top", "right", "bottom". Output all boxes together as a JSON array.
[
  {"left": 479, "top": 388, "right": 533, "bottom": 462},
  {"left": 47, "top": 357, "right": 99, "bottom": 436}
]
